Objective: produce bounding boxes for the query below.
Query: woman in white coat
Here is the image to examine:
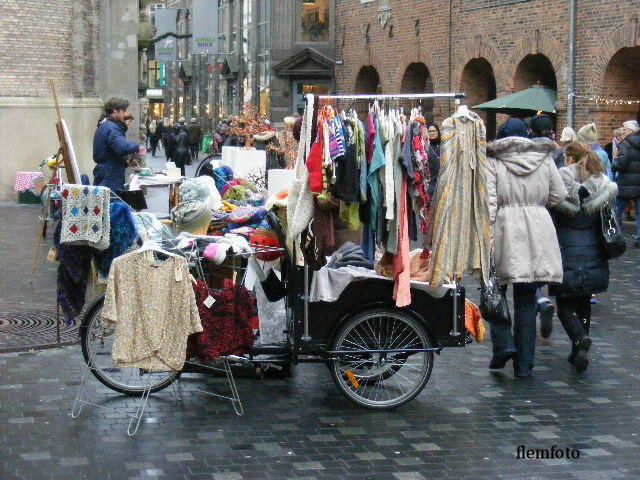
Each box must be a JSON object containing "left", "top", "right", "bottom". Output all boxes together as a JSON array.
[{"left": 486, "top": 118, "right": 567, "bottom": 377}]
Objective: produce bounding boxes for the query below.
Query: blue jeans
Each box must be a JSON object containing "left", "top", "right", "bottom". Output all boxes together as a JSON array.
[
  {"left": 489, "top": 283, "right": 538, "bottom": 376},
  {"left": 615, "top": 197, "right": 640, "bottom": 239}
]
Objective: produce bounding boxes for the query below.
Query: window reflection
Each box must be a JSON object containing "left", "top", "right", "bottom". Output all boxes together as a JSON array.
[{"left": 298, "top": 0, "right": 329, "bottom": 43}]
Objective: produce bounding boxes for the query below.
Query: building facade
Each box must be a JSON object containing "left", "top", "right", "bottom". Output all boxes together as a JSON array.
[
  {"left": 155, "top": 0, "right": 336, "bottom": 128},
  {"left": 0, "top": 0, "right": 139, "bottom": 200},
  {"left": 334, "top": 0, "right": 640, "bottom": 142}
]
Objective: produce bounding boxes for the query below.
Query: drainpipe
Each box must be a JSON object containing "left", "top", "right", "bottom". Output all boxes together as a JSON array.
[{"left": 567, "top": 0, "right": 576, "bottom": 128}]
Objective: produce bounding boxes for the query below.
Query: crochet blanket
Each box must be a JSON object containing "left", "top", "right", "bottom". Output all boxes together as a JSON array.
[{"left": 60, "top": 185, "right": 111, "bottom": 251}]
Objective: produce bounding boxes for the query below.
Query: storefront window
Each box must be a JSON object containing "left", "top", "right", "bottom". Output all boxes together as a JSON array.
[
  {"left": 297, "top": 0, "right": 329, "bottom": 43},
  {"left": 293, "top": 81, "right": 330, "bottom": 114}
]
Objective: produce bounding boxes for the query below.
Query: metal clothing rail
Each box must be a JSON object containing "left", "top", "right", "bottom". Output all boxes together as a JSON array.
[{"left": 317, "top": 92, "right": 466, "bottom": 100}]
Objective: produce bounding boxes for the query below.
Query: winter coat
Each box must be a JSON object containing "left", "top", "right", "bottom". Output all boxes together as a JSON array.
[
  {"left": 612, "top": 131, "right": 640, "bottom": 199},
  {"left": 426, "top": 142, "right": 440, "bottom": 202},
  {"left": 487, "top": 137, "right": 567, "bottom": 285},
  {"left": 162, "top": 126, "right": 176, "bottom": 157},
  {"left": 187, "top": 123, "right": 203, "bottom": 145},
  {"left": 172, "top": 128, "right": 192, "bottom": 168},
  {"left": 549, "top": 164, "right": 618, "bottom": 297},
  {"left": 93, "top": 118, "right": 139, "bottom": 191}
]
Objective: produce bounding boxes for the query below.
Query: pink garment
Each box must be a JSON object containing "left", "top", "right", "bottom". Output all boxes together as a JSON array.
[
  {"left": 365, "top": 113, "right": 375, "bottom": 165},
  {"left": 15, "top": 172, "right": 44, "bottom": 192},
  {"left": 393, "top": 175, "right": 411, "bottom": 307}
]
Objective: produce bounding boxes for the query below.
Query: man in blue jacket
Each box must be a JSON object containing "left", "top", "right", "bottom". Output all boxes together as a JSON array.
[{"left": 93, "top": 98, "right": 145, "bottom": 191}]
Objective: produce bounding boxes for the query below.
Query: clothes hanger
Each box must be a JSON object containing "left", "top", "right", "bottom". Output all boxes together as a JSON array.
[{"left": 137, "top": 239, "right": 181, "bottom": 259}]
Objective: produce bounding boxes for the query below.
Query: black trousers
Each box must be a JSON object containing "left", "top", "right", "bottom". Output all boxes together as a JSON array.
[
  {"left": 150, "top": 136, "right": 159, "bottom": 155},
  {"left": 556, "top": 295, "right": 591, "bottom": 343}
]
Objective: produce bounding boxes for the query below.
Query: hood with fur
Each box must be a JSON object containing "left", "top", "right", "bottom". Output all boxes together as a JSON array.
[
  {"left": 555, "top": 163, "right": 618, "bottom": 216},
  {"left": 487, "top": 137, "right": 557, "bottom": 176}
]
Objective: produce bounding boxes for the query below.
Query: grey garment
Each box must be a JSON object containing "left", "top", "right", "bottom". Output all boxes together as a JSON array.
[
  {"left": 486, "top": 136, "right": 567, "bottom": 285},
  {"left": 255, "top": 280, "right": 287, "bottom": 345},
  {"left": 554, "top": 164, "right": 618, "bottom": 217},
  {"left": 326, "top": 242, "right": 373, "bottom": 270}
]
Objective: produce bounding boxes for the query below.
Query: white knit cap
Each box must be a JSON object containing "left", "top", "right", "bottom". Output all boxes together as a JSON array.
[
  {"left": 623, "top": 120, "right": 640, "bottom": 132},
  {"left": 577, "top": 123, "right": 598, "bottom": 144},
  {"left": 560, "top": 127, "right": 577, "bottom": 143}
]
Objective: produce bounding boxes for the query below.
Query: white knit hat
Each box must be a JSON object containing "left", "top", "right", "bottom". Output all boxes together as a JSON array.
[
  {"left": 559, "top": 127, "right": 577, "bottom": 143},
  {"left": 577, "top": 123, "right": 598, "bottom": 144},
  {"left": 623, "top": 120, "right": 640, "bottom": 132}
]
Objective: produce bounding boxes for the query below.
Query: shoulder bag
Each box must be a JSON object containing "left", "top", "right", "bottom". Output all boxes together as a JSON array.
[{"left": 600, "top": 203, "right": 626, "bottom": 259}]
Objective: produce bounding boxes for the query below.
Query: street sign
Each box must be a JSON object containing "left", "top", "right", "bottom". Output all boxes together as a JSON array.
[{"left": 192, "top": 0, "right": 218, "bottom": 54}]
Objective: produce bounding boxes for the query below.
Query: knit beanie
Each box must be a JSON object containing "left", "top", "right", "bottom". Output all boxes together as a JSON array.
[
  {"left": 530, "top": 114, "right": 554, "bottom": 138},
  {"left": 180, "top": 178, "right": 210, "bottom": 203},
  {"left": 623, "top": 120, "right": 640, "bottom": 132},
  {"left": 577, "top": 123, "right": 598, "bottom": 144},
  {"left": 497, "top": 118, "right": 528, "bottom": 139},
  {"left": 559, "top": 127, "right": 577, "bottom": 143},
  {"left": 171, "top": 201, "right": 211, "bottom": 231}
]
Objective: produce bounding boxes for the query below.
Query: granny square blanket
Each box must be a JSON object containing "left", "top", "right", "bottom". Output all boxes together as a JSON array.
[{"left": 60, "top": 185, "right": 111, "bottom": 251}]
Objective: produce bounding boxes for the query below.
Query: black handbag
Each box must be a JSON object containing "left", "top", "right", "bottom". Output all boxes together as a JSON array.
[
  {"left": 479, "top": 264, "right": 511, "bottom": 324},
  {"left": 260, "top": 269, "right": 287, "bottom": 302},
  {"left": 600, "top": 203, "right": 626, "bottom": 259}
]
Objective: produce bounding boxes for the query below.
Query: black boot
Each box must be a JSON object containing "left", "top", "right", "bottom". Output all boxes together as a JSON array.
[{"left": 571, "top": 337, "right": 592, "bottom": 373}]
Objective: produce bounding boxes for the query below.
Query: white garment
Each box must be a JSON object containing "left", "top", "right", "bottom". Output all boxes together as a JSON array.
[
  {"left": 384, "top": 117, "right": 396, "bottom": 220},
  {"left": 310, "top": 265, "right": 452, "bottom": 303}
]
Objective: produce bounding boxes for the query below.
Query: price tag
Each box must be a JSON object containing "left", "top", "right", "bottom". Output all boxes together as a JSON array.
[
  {"left": 174, "top": 266, "right": 182, "bottom": 282},
  {"left": 203, "top": 295, "right": 216, "bottom": 308}
]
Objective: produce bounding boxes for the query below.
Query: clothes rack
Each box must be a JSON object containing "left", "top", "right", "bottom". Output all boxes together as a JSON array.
[{"left": 317, "top": 93, "right": 466, "bottom": 100}]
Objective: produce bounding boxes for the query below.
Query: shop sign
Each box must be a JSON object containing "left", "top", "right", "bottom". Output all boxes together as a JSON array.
[
  {"left": 146, "top": 88, "right": 164, "bottom": 99},
  {"left": 192, "top": 0, "right": 218, "bottom": 54},
  {"left": 159, "top": 62, "right": 166, "bottom": 86},
  {"left": 154, "top": 8, "right": 178, "bottom": 61}
]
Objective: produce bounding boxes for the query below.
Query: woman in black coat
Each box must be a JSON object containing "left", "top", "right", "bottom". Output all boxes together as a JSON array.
[
  {"left": 172, "top": 125, "right": 192, "bottom": 176},
  {"left": 550, "top": 142, "right": 618, "bottom": 373},
  {"left": 425, "top": 123, "right": 441, "bottom": 203}
]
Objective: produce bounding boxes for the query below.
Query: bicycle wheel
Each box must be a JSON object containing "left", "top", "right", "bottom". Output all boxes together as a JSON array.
[
  {"left": 80, "top": 295, "right": 181, "bottom": 397},
  {"left": 328, "top": 308, "right": 434, "bottom": 409},
  {"left": 195, "top": 154, "right": 221, "bottom": 178}
]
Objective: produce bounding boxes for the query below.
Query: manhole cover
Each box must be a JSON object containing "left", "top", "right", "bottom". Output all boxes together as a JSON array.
[{"left": 0, "top": 306, "right": 79, "bottom": 353}]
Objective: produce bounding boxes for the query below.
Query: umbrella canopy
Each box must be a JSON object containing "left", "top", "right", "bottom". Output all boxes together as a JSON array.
[{"left": 473, "top": 85, "right": 557, "bottom": 115}]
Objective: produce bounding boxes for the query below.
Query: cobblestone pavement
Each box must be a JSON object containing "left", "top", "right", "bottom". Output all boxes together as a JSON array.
[{"left": 1, "top": 152, "right": 639, "bottom": 478}]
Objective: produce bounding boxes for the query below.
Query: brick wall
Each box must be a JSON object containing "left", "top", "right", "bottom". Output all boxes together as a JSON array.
[
  {"left": 0, "top": 0, "right": 100, "bottom": 98},
  {"left": 335, "top": 0, "right": 640, "bottom": 142}
]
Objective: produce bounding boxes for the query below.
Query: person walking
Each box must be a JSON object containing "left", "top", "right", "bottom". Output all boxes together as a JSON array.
[
  {"left": 162, "top": 118, "right": 176, "bottom": 162},
  {"left": 550, "top": 141, "right": 618, "bottom": 372},
  {"left": 172, "top": 123, "right": 192, "bottom": 176},
  {"left": 528, "top": 114, "right": 562, "bottom": 336},
  {"left": 92, "top": 98, "right": 144, "bottom": 191},
  {"left": 186, "top": 118, "right": 203, "bottom": 161},
  {"left": 612, "top": 124, "right": 640, "bottom": 246},
  {"left": 486, "top": 118, "right": 566, "bottom": 378},
  {"left": 150, "top": 118, "right": 163, "bottom": 157}
]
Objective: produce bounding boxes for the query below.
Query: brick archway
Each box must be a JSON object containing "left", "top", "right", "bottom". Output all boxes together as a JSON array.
[
  {"left": 593, "top": 20, "right": 639, "bottom": 96},
  {"left": 507, "top": 31, "right": 566, "bottom": 96},
  {"left": 348, "top": 51, "right": 387, "bottom": 94},
  {"left": 459, "top": 58, "right": 497, "bottom": 139},
  {"left": 453, "top": 36, "right": 506, "bottom": 95}
]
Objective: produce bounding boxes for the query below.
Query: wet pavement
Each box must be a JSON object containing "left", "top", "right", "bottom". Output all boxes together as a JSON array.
[{"left": 1, "top": 151, "right": 639, "bottom": 479}]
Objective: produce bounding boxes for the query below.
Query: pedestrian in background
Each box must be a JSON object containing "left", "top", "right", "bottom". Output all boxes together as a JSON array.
[
  {"left": 604, "top": 127, "right": 626, "bottom": 163},
  {"left": 612, "top": 123, "right": 640, "bottom": 246},
  {"left": 559, "top": 126, "right": 578, "bottom": 146},
  {"left": 162, "top": 118, "right": 175, "bottom": 162},
  {"left": 151, "top": 118, "right": 163, "bottom": 157},
  {"left": 622, "top": 120, "right": 640, "bottom": 138},
  {"left": 486, "top": 118, "right": 566, "bottom": 377},
  {"left": 172, "top": 123, "right": 192, "bottom": 176},
  {"left": 551, "top": 141, "right": 618, "bottom": 372},
  {"left": 425, "top": 123, "right": 441, "bottom": 202},
  {"left": 577, "top": 123, "right": 613, "bottom": 179},
  {"left": 187, "top": 118, "right": 203, "bottom": 161},
  {"left": 528, "top": 114, "right": 562, "bottom": 337},
  {"left": 92, "top": 98, "right": 144, "bottom": 191}
]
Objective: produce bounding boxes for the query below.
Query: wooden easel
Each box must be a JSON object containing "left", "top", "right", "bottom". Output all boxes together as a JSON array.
[{"left": 29, "top": 80, "right": 77, "bottom": 284}]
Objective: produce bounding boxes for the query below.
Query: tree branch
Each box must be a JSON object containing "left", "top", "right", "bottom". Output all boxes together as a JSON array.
[{"left": 150, "top": 32, "right": 192, "bottom": 45}]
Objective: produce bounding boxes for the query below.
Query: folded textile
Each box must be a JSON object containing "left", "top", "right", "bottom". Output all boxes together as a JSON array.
[
  {"left": 326, "top": 242, "right": 373, "bottom": 270},
  {"left": 60, "top": 185, "right": 111, "bottom": 250}
]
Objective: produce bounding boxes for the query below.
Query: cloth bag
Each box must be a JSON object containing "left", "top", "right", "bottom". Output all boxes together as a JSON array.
[
  {"left": 600, "top": 203, "right": 626, "bottom": 259},
  {"left": 286, "top": 94, "right": 315, "bottom": 244}
]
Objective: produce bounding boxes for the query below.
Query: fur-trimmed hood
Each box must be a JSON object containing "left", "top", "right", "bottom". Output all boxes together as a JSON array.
[
  {"left": 487, "top": 137, "right": 557, "bottom": 176},
  {"left": 253, "top": 130, "right": 276, "bottom": 142},
  {"left": 555, "top": 163, "right": 618, "bottom": 216}
]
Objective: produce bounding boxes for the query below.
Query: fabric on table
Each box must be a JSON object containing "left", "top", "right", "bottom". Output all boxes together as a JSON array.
[
  {"left": 60, "top": 184, "right": 111, "bottom": 251},
  {"left": 102, "top": 251, "right": 202, "bottom": 371},
  {"left": 15, "top": 172, "right": 44, "bottom": 192},
  {"left": 310, "top": 265, "right": 452, "bottom": 303}
]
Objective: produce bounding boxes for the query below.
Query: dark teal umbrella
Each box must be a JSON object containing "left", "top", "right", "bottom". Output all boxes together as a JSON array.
[{"left": 473, "top": 85, "right": 557, "bottom": 115}]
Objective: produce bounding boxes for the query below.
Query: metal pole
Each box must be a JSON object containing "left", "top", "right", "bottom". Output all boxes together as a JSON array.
[
  {"left": 318, "top": 92, "right": 465, "bottom": 100},
  {"left": 567, "top": 0, "right": 576, "bottom": 128}
]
